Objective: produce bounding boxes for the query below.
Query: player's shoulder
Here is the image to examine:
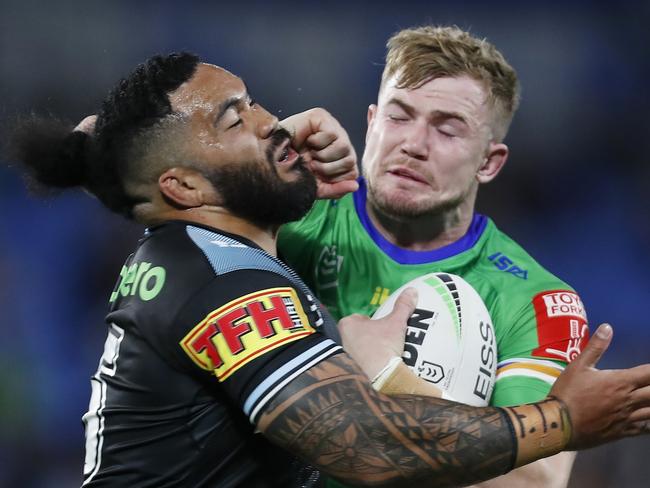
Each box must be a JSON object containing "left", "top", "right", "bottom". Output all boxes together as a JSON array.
[
  {"left": 139, "top": 221, "right": 214, "bottom": 263},
  {"left": 113, "top": 222, "right": 332, "bottom": 365},
  {"left": 113, "top": 221, "right": 309, "bottom": 319},
  {"left": 476, "top": 218, "right": 573, "bottom": 292},
  {"left": 109, "top": 221, "right": 217, "bottom": 308}
]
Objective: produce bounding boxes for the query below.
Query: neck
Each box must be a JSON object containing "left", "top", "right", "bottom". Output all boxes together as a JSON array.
[
  {"left": 366, "top": 198, "right": 476, "bottom": 252},
  {"left": 144, "top": 206, "right": 278, "bottom": 255}
]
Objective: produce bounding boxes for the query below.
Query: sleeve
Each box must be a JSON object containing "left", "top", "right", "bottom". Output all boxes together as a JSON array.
[
  {"left": 173, "top": 269, "right": 342, "bottom": 425},
  {"left": 491, "top": 288, "right": 589, "bottom": 407}
]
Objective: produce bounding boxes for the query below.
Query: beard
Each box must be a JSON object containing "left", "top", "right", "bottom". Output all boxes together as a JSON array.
[
  {"left": 204, "top": 129, "right": 317, "bottom": 228},
  {"left": 367, "top": 182, "right": 464, "bottom": 220},
  {"left": 365, "top": 171, "right": 474, "bottom": 221}
]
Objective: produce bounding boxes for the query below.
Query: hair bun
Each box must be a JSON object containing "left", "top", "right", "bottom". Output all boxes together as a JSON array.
[{"left": 9, "top": 116, "right": 90, "bottom": 189}]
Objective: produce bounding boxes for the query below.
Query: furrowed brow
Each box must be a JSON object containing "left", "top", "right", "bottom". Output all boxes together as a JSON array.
[
  {"left": 386, "top": 97, "right": 417, "bottom": 116},
  {"left": 430, "top": 110, "right": 468, "bottom": 125},
  {"left": 386, "top": 98, "right": 467, "bottom": 125}
]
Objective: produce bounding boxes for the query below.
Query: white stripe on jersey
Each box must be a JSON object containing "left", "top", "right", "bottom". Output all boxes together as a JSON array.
[
  {"left": 82, "top": 323, "right": 125, "bottom": 486},
  {"left": 496, "top": 357, "right": 565, "bottom": 386},
  {"left": 496, "top": 368, "right": 560, "bottom": 385},
  {"left": 244, "top": 339, "right": 342, "bottom": 424},
  {"left": 497, "top": 357, "right": 566, "bottom": 370}
]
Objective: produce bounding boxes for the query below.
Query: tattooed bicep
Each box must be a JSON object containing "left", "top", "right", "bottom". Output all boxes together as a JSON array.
[
  {"left": 257, "top": 352, "right": 365, "bottom": 431},
  {"left": 257, "top": 353, "right": 515, "bottom": 487}
]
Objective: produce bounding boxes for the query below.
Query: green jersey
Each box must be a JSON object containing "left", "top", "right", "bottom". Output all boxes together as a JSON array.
[{"left": 279, "top": 181, "right": 589, "bottom": 407}]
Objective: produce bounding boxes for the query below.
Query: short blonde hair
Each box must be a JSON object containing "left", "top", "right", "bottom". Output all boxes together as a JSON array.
[{"left": 382, "top": 26, "right": 520, "bottom": 141}]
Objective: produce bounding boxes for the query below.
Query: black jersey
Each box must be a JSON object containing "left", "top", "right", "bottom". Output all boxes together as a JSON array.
[{"left": 81, "top": 221, "right": 342, "bottom": 487}]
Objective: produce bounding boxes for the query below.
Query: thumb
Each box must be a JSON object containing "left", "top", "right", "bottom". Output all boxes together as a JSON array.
[
  {"left": 577, "top": 323, "right": 613, "bottom": 368},
  {"left": 387, "top": 287, "right": 418, "bottom": 328}
]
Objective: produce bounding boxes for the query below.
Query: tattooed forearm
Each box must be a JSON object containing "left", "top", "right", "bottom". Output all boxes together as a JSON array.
[{"left": 258, "top": 354, "right": 518, "bottom": 487}]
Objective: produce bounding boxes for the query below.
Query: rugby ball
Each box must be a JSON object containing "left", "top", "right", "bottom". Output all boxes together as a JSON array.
[{"left": 372, "top": 272, "right": 496, "bottom": 406}]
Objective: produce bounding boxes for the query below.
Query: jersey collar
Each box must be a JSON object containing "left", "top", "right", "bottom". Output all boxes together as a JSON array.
[{"left": 353, "top": 178, "right": 488, "bottom": 265}]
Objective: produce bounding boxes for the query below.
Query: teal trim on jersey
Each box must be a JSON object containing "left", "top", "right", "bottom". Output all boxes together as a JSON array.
[{"left": 187, "top": 224, "right": 341, "bottom": 344}]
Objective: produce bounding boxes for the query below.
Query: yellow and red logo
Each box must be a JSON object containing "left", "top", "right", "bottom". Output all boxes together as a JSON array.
[{"left": 181, "top": 287, "right": 314, "bottom": 380}]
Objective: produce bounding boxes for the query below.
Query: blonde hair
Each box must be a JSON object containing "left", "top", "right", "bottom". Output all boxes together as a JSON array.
[{"left": 382, "top": 26, "right": 520, "bottom": 141}]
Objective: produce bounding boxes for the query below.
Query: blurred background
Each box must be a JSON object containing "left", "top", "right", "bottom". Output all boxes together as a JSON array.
[{"left": 0, "top": 0, "right": 648, "bottom": 486}]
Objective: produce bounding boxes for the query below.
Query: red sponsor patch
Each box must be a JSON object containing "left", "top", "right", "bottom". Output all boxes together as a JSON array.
[{"left": 532, "top": 290, "right": 589, "bottom": 363}]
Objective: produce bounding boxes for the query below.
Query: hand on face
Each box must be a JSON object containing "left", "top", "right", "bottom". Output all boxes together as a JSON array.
[{"left": 281, "top": 108, "right": 358, "bottom": 199}]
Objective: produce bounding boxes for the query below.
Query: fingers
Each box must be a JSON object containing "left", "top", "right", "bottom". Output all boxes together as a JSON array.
[
  {"left": 629, "top": 407, "right": 650, "bottom": 423},
  {"left": 309, "top": 158, "right": 358, "bottom": 180},
  {"left": 386, "top": 287, "right": 418, "bottom": 327},
  {"left": 310, "top": 155, "right": 359, "bottom": 200},
  {"left": 316, "top": 180, "right": 360, "bottom": 200},
  {"left": 283, "top": 108, "right": 352, "bottom": 155},
  {"left": 628, "top": 364, "right": 650, "bottom": 389},
  {"left": 310, "top": 143, "right": 354, "bottom": 166},
  {"left": 576, "top": 323, "right": 613, "bottom": 368},
  {"left": 283, "top": 108, "right": 358, "bottom": 198},
  {"left": 296, "top": 110, "right": 356, "bottom": 166},
  {"left": 630, "top": 385, "right": 650, "bottom": 408},
  {"left": 623, "top": 418, "right": 650, "bottom": 437},
  {"left": 305, "top": 131, "right": 338, "bottom": 150}
]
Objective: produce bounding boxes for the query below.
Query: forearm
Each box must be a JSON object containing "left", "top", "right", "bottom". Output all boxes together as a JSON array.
[
  {"left": 258, "top": 355, "right": 570, "bottom": 487},
  {"left": 371, "top": 357, "right": 572, "bottom": 483}
]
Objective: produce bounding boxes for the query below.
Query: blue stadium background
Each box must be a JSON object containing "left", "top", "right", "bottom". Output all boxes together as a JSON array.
[{"left": 0, "top": 0, "right": 648, "bottom": 486}]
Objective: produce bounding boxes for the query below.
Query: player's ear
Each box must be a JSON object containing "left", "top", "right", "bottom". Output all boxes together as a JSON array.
[
  {"left": 367, "top": 104, "right": 378, "bottom": 125},
  {"left": 365, "top": 104, "right": 378, "bottom": 144},
  {"left": 477, "top": 142, "right": 508, "bottom": 184},
  {"left": 158, "top": 167, "right": 219, "bottom": 208}
]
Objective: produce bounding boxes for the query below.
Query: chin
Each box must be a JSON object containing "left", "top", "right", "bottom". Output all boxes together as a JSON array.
[
  {"left": 377, "top": 193, "right": 461, "bottom": 220},
  {"left": 375, "top": 199, "right": 429, "bottom": 219}
]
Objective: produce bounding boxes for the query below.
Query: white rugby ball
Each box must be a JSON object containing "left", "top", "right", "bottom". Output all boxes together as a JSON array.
[{"left": 372, "top": 272, "right": 497, "bottom": 406}]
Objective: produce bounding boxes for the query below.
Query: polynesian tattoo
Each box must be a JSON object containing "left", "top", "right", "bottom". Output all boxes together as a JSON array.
[{"left": 259, "top": 354, "right": 519, "bottom": 487}]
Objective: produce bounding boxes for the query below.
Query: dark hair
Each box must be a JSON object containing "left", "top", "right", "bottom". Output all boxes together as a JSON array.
[{"left": 9, "top": 52, "right": 199, "bottom": 218}]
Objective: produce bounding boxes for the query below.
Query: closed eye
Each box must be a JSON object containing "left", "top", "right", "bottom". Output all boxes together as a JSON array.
[
  {"left": 437, "top": 127, "right": 456, "bottom": 137},
  {"left": 388, "top": 114, "right": 409, "bottom": 122}
]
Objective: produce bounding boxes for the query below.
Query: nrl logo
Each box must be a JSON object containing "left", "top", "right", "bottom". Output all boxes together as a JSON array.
[
  {"left": 315, "top": 246, "right": 343, "bottom": 290},
  {"left": 417, "top": 360, "right": 445, "bottom": 384}
]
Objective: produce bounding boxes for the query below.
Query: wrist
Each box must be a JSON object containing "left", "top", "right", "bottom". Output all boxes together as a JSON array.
[
  {"left": 371, "top": 358, "right": 445, "bottom": 398},
  {"left": 502, "top": 397, "right": 572, "bottom": 468},
  {"left": 371, "top": 356, "right": 402, "bottom": 389}
]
